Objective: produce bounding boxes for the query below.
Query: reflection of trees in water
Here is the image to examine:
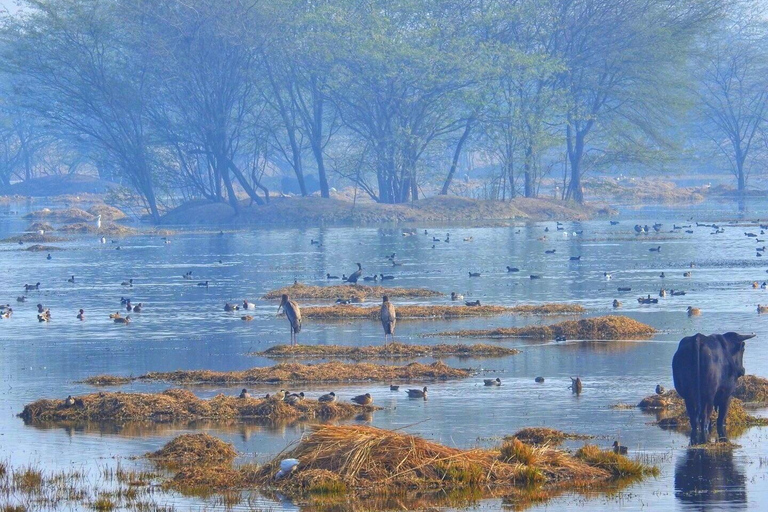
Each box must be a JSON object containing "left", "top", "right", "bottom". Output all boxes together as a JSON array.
[{"left": 675, "top": 448, "right": 747, "bottom": 509}]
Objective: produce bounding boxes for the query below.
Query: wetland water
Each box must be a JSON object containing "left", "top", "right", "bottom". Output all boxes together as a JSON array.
[{"left": 2, "top": 198, "right": 768, "bottom": 510}]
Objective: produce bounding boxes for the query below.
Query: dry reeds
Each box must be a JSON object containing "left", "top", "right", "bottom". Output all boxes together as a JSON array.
[
  {"left": 81, "top": 375, "right": 133, "bottom": 386},
  {"left": 254, "top": 424, "right": 654, "bottom": 498},
  {"left": 57, "top": 222, "right": 137, "bottom": 235},
  {"left": 2, "top": 233, "right": 67, "bottom": 244},
  {"left": 262, "top": 282, "right": 442, "bottom": 301},
  {"left": 299, "top": 303, "right": 586, "bottom": 320},
  {"left": 574, "top": 445, "right": 658, "bottom": 478},
  {"left": 87, "top": 204, "right": 127, "bottom": 221},
  {"left": 255, "top": 343, "right": 519, "bottom": 359},
  {"left": 19, "top": 389, "right": 377, "bottom": 424},
  {"left": 436, "top": 315, "right": 656, "bottom": 340},
  {"left": 83, "top": 361, "right": 470, "bottom": 386},
  {"left": 23, "top": 207, "right": 95, "bottom": 223}
]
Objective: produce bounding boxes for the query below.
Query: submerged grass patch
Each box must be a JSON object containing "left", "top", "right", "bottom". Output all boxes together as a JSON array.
[
  {"left": 83, "top": 361, "right": 470, "bottom": 386},
  {"left": 262, "top": 282, "right": 442, "bottom": 300},
  {"left": 254, "top": 342, "right": 519, "bottom": 359},
  {"left": 299, "top": 303, "right": 586, "bottom": 320},
  {"left": 19, "top": 388, "right": 377, "bottom": 424},
  {"left": 509, "top": 427, "right": 594, "bottom": 446},
  {"left": 436, "top": 315, "right": 656, "bottom": 340}
]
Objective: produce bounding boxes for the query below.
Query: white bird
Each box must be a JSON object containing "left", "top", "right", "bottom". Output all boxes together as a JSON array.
[
  {"left": 96, "top": 215, "right": 102, "bottom": 230},
  {"left": 275, "top": 458, "right": 299, "bottom": 480},
  {"left": 100, "top": 237, "right": 106, "bottom": 244}
]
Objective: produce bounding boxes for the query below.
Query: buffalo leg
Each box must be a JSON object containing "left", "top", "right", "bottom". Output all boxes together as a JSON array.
[
  {"left": 700, "top": 402, "right": 714, "bottom": 444},
  {"left": 716, "top": 398, "right": 730, "bottom": 442},
  {"left": 684, "top": 397, "right": 699, "bottom": 445}
]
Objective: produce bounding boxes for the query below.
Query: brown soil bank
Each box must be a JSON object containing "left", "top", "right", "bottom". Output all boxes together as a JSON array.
[
  {"left": 636, "top": 386, "right": 768, "bottom": 436},
  {"left": 82, "top": 361, "right": 471, "bottom": 386},
  {"left": 263, "top": 282, "right": 442, "bottom": 300},
  {"left": 19, "top": 388, "right": 377, "bottom": 423},
  {"left": 253, "top": 424, "right": 656, "bottom": 498},
  {"left": 300, "top": 303, "right": 585, "bottom": 320},
  {"left": 436, "top": 315, "right": 656, "bottom": 340},
  {"left": 160, "top": 195, "right": 606, "bottom": 227},
  {"left": 255, "top": 342, "right": 519, "bottom": 359}
]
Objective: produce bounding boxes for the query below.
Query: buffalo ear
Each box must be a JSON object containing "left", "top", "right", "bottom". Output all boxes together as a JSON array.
[{"left": 724, "top": 332, "right": 756, "bottom": 344}]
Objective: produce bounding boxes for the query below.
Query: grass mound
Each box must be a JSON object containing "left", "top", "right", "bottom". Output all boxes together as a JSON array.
[
  {"left": 58, "top": 222, "right": 138, "bottom": 235},
  {"left": 635, "top": 385, "right": 768, "bottom": 437},
  {"left": 19, "top": 389, "right": 376, "bottom": 424},
  {"left": 263, "top": 282, "right": 441, "bottom": 301},
  {"left": 436, "top": 315, "right": 656, "bottom": 340},
  {"left": 88, "top": 204, "right": 127, "bottom": 221},
  {"left": 24, "top": 244, "right": 64, "bottom": 252},
  {"left": 300, "top": 303, "right": 586, "bottom": 320},
  {"left": 25, "top": 222, "right": 55, "bottom": 232},
  {"left": 255, "top": 343, "right": 519, "bottom": 359},
  {"left": 734, "top": 375, "right": 768, "bottom": 404},
  {"left": 254, "top": 424, "right": 655, "bottom": 497},
  {"left": 87, "top": 361, "right": 472, "bottom": 385},
  {"left": 81, "top": 375, "right": 133, "bottom": 386},
  {"left": 3, "top": 233, "right": 68, "bottom": 244},
  {"left": 509, "top": 428, "right": 593, "bottom": 446},
  {"left": 23, "top": 207, "right": 95, "bottom": 223},
  {"left": 149, "top": 433, "right": 237, "bottom": 467}
]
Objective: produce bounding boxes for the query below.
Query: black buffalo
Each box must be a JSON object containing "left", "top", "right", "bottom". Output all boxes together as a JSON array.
[{"left": 672, "top": 332, "right": 755, "bottom": 444}]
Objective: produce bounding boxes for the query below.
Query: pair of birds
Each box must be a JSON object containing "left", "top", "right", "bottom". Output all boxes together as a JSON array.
[{"left": 277, "top": 293, "right": 397, "bottom": 346}]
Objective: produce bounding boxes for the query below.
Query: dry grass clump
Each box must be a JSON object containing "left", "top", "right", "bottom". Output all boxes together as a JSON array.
[
  {"left": 256, "top": 343, "right": 519, "bottom": 359},
  {"left": 262, "top": 282, "right": 442, "bottom": 300},
  {"left": 734, "top": 375, "right": 768, "bottom": 404},
  {"left": 300, "top": 303, "right": 586, "bottom": 320},
  {"left": 23, "top": 207, "right": 95, "bottom": 223},
  {"left": 19, "top": 388, "right": 376, "bottom": 424},
  {"left": 88, "top": 204, "right": 127, "bottom": 221},
  {"left": 574, "top": 445, "right": 658, "bottom": 478},
  {"left": 254, "top": 425, "right": 653, "bottom": 499},
  {"left": 437, "top": 315, "right": 656, "bottom": 340},
  {"left": 637, "top": 390, "right": 680, "bottom": 409},
  {"left": 508, "top": 427, "right": 593, "bottom": 447},
  {"left": 126, "top": 361, "right": 470, "bottom": 385},
  {"left": 57, "top": 222, "right": 137, "bottom": 235},
  {"left": 149, "top": 433, "right": 237, "bottom": 467}
]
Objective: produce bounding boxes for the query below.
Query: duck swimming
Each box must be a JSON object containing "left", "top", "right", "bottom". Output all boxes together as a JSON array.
[
  {"left": 612, "top": 441, "right": 628, "bottom": 455},
  {"left": 77, "top": 309, "right": 84, "bottom": 320},
  {"left": 451, "top": 292, "right": 464, "bottom": 301},
  {"left": 484, "top": 378, "right": 501, "bottom": 386},
  {"left": 114, "top": 315, "right": 131, "bottom": 324},
  {"left": 406, "top": 386, "right": 428, "bottom": 398}
]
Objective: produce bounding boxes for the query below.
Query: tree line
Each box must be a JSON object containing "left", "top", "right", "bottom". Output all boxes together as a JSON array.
[{"left": 0, "top": 0, "right": 765, "bottom": 221}]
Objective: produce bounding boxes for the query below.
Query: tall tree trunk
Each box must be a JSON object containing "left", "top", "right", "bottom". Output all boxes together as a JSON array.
[
  {"left": 565, "top": 126, "right": 585, "bottom": 203},
  {"left": 524, "top": 143, "right": 535, "bottom": 198},
  {"left": 311, "top": 94, "right": 330, "bottom": 198},
  {"left": 226, "top": 157, "right": 265, "bottom": 206},
  {"left": 440, "top": 117, "right": 473, "bottom": 195}
]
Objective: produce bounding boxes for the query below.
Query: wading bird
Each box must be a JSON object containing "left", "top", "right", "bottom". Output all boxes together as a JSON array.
[
  {"left": 278, "top": 294, "right": 302, "bottom": 346},
  {"left": 347, "top": 263, "right": 363, "bottom": 284},
  {"left": 381, "top": 296, "right": 396, "bottom": 345}
]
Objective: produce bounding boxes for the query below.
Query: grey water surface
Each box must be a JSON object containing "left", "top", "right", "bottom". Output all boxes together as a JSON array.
[{"left": 1, "top": 198, "right": 768, "bottom": 511}]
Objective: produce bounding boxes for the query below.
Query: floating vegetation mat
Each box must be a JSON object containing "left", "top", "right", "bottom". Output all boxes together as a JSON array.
[
  {"left": 19, "top": 389, "right": 377, "bottom": 424},
  {"left": 252, "top": 424, "right": 657, "bottom": 500},
  {"left": 24, "top": 244, "right": 63, "bottom": 252},
  {"left": 299, "top": 303, "right": 586, "bottom": 320},
  {"left": 263, "top": 282, "right": 442, "bottom": 300},
  {"left": 148, "top": 433, "right": 238, "bottom": 467},
  {"left": 508, "top": 428, "right": 594, "bottom": 447},
  {"left": 58, "top": 222, "right": 138, "bottom": 235},
  {"left": 2, "top": 233, "right": 68, "bottom": 244},
  {"left": 635, "top": 385, "right": 768, "bottom": 436},
  {"left": 82, "top": 361, "right": 471, "bottom": 386},
  {"left": 255, "top": 342, "right": 519, "bottom": 359},
  {"left": 436, "top": 315, "right": 656, "bottom": 340}
]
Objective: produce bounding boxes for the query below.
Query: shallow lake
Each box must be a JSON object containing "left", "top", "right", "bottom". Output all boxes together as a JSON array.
[{"left": 1, "top": 197, "right": 768, "bottom": 511}]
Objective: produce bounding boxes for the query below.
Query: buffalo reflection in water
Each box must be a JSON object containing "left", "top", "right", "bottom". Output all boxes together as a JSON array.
[{"left": 675, "top": 448, "right": 746, "bottom": 509}]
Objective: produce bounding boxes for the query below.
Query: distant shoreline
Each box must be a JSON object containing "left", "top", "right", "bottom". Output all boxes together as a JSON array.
[{"left": 158, "top": 196, "right": 613, "bottom": 227}]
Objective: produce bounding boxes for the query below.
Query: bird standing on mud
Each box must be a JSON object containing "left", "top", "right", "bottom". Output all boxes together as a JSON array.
[
  {"left": 278, "top": 293, "right": 302, "bottom": 346},
  {"left": 381, "top": 295, "right": 396, "bottom": 345}
]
